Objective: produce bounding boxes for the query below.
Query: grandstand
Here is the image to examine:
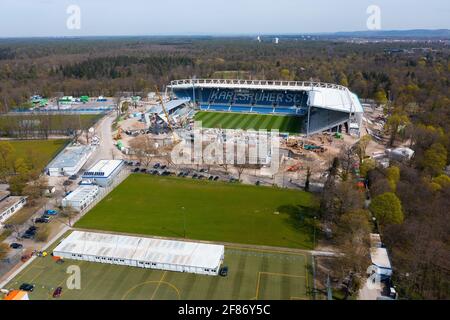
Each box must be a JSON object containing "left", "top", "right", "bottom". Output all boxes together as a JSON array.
[{"left": 168, "top": 79, "right": 364, "bottom": 136}]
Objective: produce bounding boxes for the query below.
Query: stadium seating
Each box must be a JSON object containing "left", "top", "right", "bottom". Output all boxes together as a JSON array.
[{"left": 208, "top": 105, "right": 231, "bottom": 112}]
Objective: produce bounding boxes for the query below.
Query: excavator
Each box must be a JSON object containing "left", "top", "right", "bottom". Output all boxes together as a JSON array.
[{"left": 154, "top": 86, "right": 180, "bottom": 142}]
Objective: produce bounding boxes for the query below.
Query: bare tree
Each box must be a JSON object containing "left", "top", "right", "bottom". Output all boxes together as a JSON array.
[
  {"left": 59, "top": 205, "right": 79, "bottom": 227},
  {"left": 129, "top": 135, "right": 158, "bottom": 167}
]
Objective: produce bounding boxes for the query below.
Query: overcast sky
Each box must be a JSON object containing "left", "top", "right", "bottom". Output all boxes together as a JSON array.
[{"left": 0, "top": 0, "right": 449, "bottom": 37}]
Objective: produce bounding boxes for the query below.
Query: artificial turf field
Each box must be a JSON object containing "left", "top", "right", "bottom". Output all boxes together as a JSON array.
[
  {"left": 194, "top": 111, "right": 303, "bottom": 133},
  {"left": 5, "top": 236, "right": 312, "bottom": 300},
  {"left": 76, "top": 174, "right": 318, "bottom": 250}
]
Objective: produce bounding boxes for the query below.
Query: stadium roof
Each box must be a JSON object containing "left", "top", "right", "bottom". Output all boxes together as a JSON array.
[
  {"left": 83, "top": 159, "right": 123, "bottom": 178},
  {"left": 149, "top": 98, "right": 190, "bottom": 115},
  {"left": 169, "top": 79, "right": 363, "bottom": 114},
  {"left": 54, "top": 231, "right": 224, "bottom": 269},
  {"left": 47, "top": 145, "right": 92, "bottom": 169}
]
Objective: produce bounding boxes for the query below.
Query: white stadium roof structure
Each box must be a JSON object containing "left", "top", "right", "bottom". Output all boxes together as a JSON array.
[
  {"left": 168, "top": 79, "right": 364, "bottom": 136},
  {"left": 53, "top": 231, "right": 225, "bottom": 276}
]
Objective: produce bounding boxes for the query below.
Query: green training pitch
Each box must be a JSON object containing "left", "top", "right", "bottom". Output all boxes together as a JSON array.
[
  {"left": 6, "top": 139, "right": 69, "bottom": 171},
  {"left": 194, "top": 111, "right": 303, "bottom": 133},
  {"left": 76, "top": 174, "right": 318, "bottom": 250},
  {"left": 5, "top": 236, "right": 312, "bottom": 300}
]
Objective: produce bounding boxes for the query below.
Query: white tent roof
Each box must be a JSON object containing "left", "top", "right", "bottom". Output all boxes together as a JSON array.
[
  {"left": 370, "top": 247, "right": 392, "bottom": 270},
  {"left": 54, "top": 231, "right": 224, "bottom": 269}
]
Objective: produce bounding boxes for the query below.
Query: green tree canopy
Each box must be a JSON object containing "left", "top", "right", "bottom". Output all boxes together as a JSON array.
[
  {"left": 369, "top": 192, "right": 404, "bottom": 226},
  {"left": 421, "top": 143, "right": 447, "bottom": 176}
]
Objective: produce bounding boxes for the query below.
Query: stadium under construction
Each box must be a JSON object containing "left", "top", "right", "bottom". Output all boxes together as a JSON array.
[{"left": 167, "top": 79, "right": 364, "bottom": 136}]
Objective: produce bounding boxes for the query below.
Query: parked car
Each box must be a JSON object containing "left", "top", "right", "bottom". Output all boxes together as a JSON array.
[
  {"left": 153, "top": 163, "right": 161, "bottom": 169},
  {"left": 79, "top": 179, "right": 94, "bottom": 185},
  {"left": 161, "top": 171, "right": 171, "bottom": 176},
  {"left": 21, "top": 233, "right": 34, "bottom": 239},
  {"left": 255, "top": 181, "right": 261, "bottom": 186},
  {"left": 63, "top": 180, "right": 73, "bottom": 186},
  {"left": 140, "top": 168, "right": 147, "bottom": 173},
  {"left": 68, "top": 175, "right": 78, "bottom": 180},
  {"left": 19, "top": 283, "right": 35, "bottom": 292},
  {"left": 151, "top": 170, "right": 159, "bottom": 175},
  {"left": 53, "top": 286, "right": 63, "bottom": 298},
  {"left": 133, "top": 167, "right": 140, "bottom": 173},
  {"left": 219, "top": 266, "right": 229, "bottom": 277},
  {"left": 213, "top": 176, "right": 220, "bottom": 181},
  {"left": 160, "top": 165, "right": 167, "bottom": 170},
  {"left": 10, "top": 243, "right": 23, "bottom": 249},
  {"left": 208, "top": 176, "right": 214, "bottom": 180},
  {"left": 44, "top": 209, "right": 58, "bottom": 216},
  {"left": 35, "top": 217, "right": 50, "bottom": 224},
  {"left": 192, "top": 174, "right": 198, "bottom": 179}
]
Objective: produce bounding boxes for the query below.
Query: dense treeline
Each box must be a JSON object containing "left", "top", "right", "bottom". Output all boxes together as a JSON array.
[
  {"left": 59, "top": 55, "right": 194, "bottom": 80},
  {"left": 0, "top": 38, "right": 448, "bottom": 112}
]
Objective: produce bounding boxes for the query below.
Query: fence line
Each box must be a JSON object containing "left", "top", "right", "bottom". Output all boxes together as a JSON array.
[{"left": 74, "top": 169, "right": 131, "bottom": 223}]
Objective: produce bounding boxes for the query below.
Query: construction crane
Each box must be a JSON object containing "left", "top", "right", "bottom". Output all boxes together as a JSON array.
[{"left": 154, "top": 86, "right": 180, "bottom": 142}]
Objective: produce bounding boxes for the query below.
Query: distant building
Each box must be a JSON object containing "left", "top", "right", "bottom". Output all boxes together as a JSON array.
[
  {"left": 386, "top": 147, "right": 414, "bottom": 162},
  {"left": 82, "top": 159, "right": 124, "bottom": 187},
  {"left": 62, "top": 185, "right": 99, "bottom": 212},
  {"left": 0, "top": 191, "right": 27, "bottom": 227},
  {"left": 46, "top": 145, "right": 93, "bottom": 177}
]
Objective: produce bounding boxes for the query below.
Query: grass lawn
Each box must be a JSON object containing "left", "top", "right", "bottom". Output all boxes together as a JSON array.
[
  {"left": 194, "top": 111, "right": 303, "bottom": 133},
  {"left": 7, "top": 139, "right": 69, "bottom": 171},
  {"left": 76, "top": 174, "right": 318, "bottom": 249},
  {"left": 5, "top": 234, "right": 312, "bottom": 300}
]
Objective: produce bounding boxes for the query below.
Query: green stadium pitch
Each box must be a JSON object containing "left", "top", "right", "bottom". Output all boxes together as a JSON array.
[
  {"left": 75, "top": 174, "right": 318, "bottom": 250},
  {"left": 194, "top": 111, "right": 303, "bottom": 133},
  {"left": 5, "top": 235, "right": 312, "bottom": 300}
]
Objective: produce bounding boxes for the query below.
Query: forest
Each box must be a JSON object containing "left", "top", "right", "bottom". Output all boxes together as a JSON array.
[{"left": 0, "top": 37, "right": 448, "bottom": 299}]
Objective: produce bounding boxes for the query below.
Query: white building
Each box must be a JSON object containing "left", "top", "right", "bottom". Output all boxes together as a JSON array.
[
  {"left": 46, "top": 145, "right": 93, "bottom": 177},
  {"left": 61, "top": 185, "right": 99, "bottom": 212},
  {"left": 370, "top": 247, "right": 393, "bottom": 280},
  {"left": 82, "top": 159, "right": 124, "bottom": 187},
  {"left": 0, "top": 192, "right": 27, "bottom": 227},
  {"left": 53, "top": 231, "right": 225, "bottom": 276}
]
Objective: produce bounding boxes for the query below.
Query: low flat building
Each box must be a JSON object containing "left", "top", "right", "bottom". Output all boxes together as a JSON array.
[
  {"left": 46, "top": 145, "right": 93, "bottom": 177},
  {"left": 53, "top": 231, "right": 225, "bottom": 276},
  {"left": 370, "top": 247, "right": 393, "bottom": 280},
  {"left": 82, "top": 159, "right": 124, "bottom": 187},
  {"left": 0, "top": 193, "right": 27, "bottom": 227},
  {"left": 61, "top": 185, "right": 99, "bottom": 212}
]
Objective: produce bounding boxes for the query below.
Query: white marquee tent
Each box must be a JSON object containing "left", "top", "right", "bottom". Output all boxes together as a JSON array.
[{"left": 53, "top": 231, "right": 225, "bottom": 276}]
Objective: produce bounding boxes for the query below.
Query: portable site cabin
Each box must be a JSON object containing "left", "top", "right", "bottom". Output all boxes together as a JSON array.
[
  {"left": 370, "top": 247, "right": 393, "bottom": 280},
  {"left": 61, "top": 185, "right": 99, "bottom": 212},
  {"left": 53, "top": 231, "right": 225, "bottom": 276},
  {"left": 46, "top": 145, "right": 93, "bottom": 177},
  {"left": 82, "top": 159, "right": 124, "bottom": 187}
]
